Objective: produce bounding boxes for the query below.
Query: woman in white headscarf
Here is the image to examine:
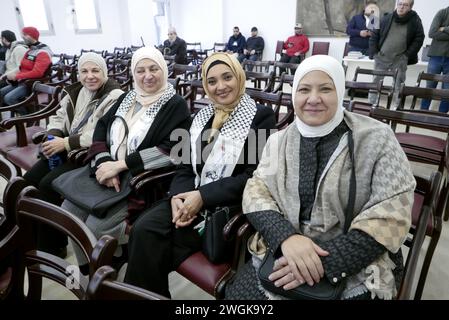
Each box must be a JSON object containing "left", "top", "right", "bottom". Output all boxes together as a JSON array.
[
  {"left": 24, "top": 52, "right": 124, "bottom": 257},
  {"left": 226, "top": 55, "right": 415, "bottom": 300},
  {"left": 59, "top": 47, "right": 191, "bottom": 274}
]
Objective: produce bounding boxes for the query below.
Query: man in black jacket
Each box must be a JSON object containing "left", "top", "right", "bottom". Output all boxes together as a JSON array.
[
  {"left": 238, "top": 27, "right": 265, "bottom": 65},
  {"left": 161, "top": 27, "right": 187, "bottom": 64},
  {"left": 368, "top": 0, "right": 424, "bottom": 108}
]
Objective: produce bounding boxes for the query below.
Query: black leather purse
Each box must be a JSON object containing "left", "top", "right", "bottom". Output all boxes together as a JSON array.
[
  {"left": 202, "top": 205, "right": 240, "bottom": 264},
  {"left": 258, "top": 131, "right": 356, "bottom": 300}
]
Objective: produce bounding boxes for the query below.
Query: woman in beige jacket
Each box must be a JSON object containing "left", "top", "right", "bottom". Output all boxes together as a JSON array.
[{"left": 23, "top": 52, "right": 124, "bottom": 257}]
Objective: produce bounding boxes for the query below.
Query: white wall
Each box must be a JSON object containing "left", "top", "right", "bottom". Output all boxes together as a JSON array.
[{"left": 0, "top": 0, "right": 126, "bottom": 55}]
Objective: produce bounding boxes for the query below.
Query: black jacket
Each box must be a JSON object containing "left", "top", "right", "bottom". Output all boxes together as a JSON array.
[
  {"left": 169, "top": 104, "right": 276, "bottom": 210},
  {"left": 88, "top": 92, "right": 191, "bottom": 176},
  {"left": 162, "top": 37, "right": 187, "bottom": 64},
  {"left": 369, "top": 11, "right": 424, "bottom": 65}
]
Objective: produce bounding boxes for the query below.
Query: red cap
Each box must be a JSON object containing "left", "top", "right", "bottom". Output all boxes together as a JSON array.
[{"left": 22, "top": 26, "right": 39, "bottom": 41}]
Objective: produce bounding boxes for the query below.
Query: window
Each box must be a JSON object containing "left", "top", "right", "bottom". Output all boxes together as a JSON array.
[
  {"left": 153, "top": 0, "right": 171, "bottom": 45},
  {"left": 14, "top": 0, "right": 55, "bottom": 36},
  {"left": 71, "top": 0, "right": 102, "bottom": 34}
]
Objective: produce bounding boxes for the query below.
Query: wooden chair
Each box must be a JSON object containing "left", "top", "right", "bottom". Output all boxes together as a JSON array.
[
  {"left": 2, "top": 183, "right": 117, "bottom": 300},
  {"left": 275, "top": 40, "right": 284, "bottom": 61},
  {"left": 272, "top": 61, "right": 299, "bottom": 80},
  {"left": 205, "top": 43, "right": 227, "bottom": 55},
  {"left": 370, "top": 107, "right": 448, "bottom": 298},
  {"left": 183, "top": 79, "right": 210, "bottom": 114},
  {"left": 186, "top": 42, "right": 206, "bottom": 65},
  {"left": 246, "top": 88, "right": 294, "bottom": 129},
  {"left": 353, "top": 67, "right": 398, "bottom": 109},
  {"left": 0, "top": 85, "right": 63, "bottom": 174},
  {"left": 311, "top": 41, "right": 330, "bottom": 55},
  {"left": 344, "top": 80, "right": 384, "bottom": 115},
  {"left": 85, "top": 265, "right": 169, "bottom": 300},
  {"left": 273, "top": 72, "right": 294, "bottom": 106},
  {"left": 242, "top": 60, "right": 271, "bottom": 73},
  {"left": 245, "top": 70, "right": 275, "bottom": 92}
]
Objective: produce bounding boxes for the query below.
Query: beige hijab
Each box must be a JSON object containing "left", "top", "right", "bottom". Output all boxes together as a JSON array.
[
  {"left": 201, "top": 52, "right": 246, "bottom": 142},
  {"left": 131, "top": 47, "right": 168, "bottom": 107}
]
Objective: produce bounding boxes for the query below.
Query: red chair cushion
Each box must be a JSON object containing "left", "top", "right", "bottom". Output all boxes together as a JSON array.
[
  {"left": 6, "top": 145, "right": 40, "bottom": 171},
  {"left": 412, "top": 193, "right": 434, "bottom": 235},
  {"left": 396, "top": 133, "right": 445, "bottom": 154},
  {"left": 0, "top": 126, "right": 44, "bottom": 154},
  {"left": 176, "top": 251, "right": 230, "bottom": 296}
]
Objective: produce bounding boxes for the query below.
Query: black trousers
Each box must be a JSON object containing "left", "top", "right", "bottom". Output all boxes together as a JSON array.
[
  {"left": 279, "top": 54, "right": 301, "bottom": 75},
  {"left": 23, "top": 157, "right": 78, "bottom": 252},
  {"left": 124, "top": 199, "right": 202, "bottom": 297}
]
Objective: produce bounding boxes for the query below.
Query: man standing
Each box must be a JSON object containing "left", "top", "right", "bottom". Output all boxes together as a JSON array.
[
  {"left": 0, "top": 30, "right": 28, "bottom": 88},
  {"left": 346, "top": 2, "right": 379, "bottom": 55},
  {"left": 369, "top": 0, "right": 424, "bottom": 108},
  {"left": 0, "top": 26, "right": 52, "bottom": 109},
  {"left": 162, "top": 27, "right": 187, "bottom": 64},
  {"left": 238, "top": 27, "right": 265, "bottom": 63},
  {"left": 225, "top": 26, "right": 246, "bottom": 57},
  {"left": 421, "top": 6, "right": 449, "bottom": 113}
]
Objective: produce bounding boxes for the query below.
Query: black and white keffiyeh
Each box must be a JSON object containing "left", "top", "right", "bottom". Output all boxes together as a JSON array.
[
  {"left": 190, "top": 93, "right": 257, "bottom": 187},
  {"left": 110, "top": 84, "right": 176, "bottom": 159}
]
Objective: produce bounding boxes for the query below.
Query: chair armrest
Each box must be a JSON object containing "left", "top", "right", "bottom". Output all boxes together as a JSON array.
[
  {"left": 67, "top": 148, "right": 89, "bottom": 165},
  {"left": 223, "top": 212, "right": 245, "bottom": 241},
  {"left": 32, "top": 131, "right": 47, "bottom": 144},
  {"left": 0, "top": 92, "right": 37, "bottom": 113},
  {"left": 130, "top": 166, "right": 176, "bottom": 194}
]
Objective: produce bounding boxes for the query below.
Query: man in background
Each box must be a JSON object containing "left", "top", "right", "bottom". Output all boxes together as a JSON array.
[
  {"left": 421, "top": 6, "right": 449, "bottom": 112},
  {"left": 161, "top": 27, "right": 187, "bottom": 64},
  {"left": 225, "top": 26, "right": 246, "bottom": 57},
  {"left": 369, "top": 0, "right": 424, "bottom": 108},
  {"left": 238, "top": 26, "right": 265, "bottom": 64},
  {"left": 279, "top": 23, "right": 309, "bottom": 74},
  {"left": 0, "top": 26, "right": 52, "bottom": 109},
  {"left": 0, "top": 30, "right": 28, "bottom": 88},
  {"left": 346, "top": 2, "right": 379, "bottom": 55}
]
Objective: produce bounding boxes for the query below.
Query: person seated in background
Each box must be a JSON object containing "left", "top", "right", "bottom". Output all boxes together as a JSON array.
[
  {"left": 279, "top": 23, "right": 309, "bottom": 74},
  {"left": 346, "top": 2, "right": 379, "bottom": 55},
  {"left": 238, "top": 26, "right": 265, "bottom": 64},
  {"left": 23, "top": 52, "right": 124, "bottom": 258},
  {"left": 59, "top": 47, "right": 191, "bottom": 275},
  {"left": 161, "top": 27, "right": 187, "bottom": 64},
  {"left": 124, "top": 52, "right": 276, "bottom": 297},
  {"left": 0, "top": 30, "right": 28, "bottom": 88},
  {"left": 0, "top": 27, "right": 52, "bottom": 110},
  {"left": 225, "top": 26, "right": 246, "bottom": 57},
  {"left": 226, "top": 55, "right": 415, "bottom": 300}
]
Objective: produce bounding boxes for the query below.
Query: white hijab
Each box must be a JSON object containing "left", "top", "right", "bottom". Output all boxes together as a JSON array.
[
  {"left": 292, "top": 55, "right": 346, "bottom": 138},
  {"left": 131, "top": 46, "right": 168, "bottom": 106}
]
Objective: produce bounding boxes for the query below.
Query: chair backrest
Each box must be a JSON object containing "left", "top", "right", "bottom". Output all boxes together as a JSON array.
[
  {"left": 245, "top": 70, "right": 275, "bottom": 92},
  {"left": 311, "top": 41, "right": 330, "bottom": 55},
  {"left": 272, "top": 61, "right": 299, "bottom": 77},
  {"left": 86, "top": 265, "right": 169, "bottom": 300},
  {"left": 416, "top": 71, "right": 449, "bottom": 88},
  {"left": 170, "top": 64, "right": 200, "bottom": 80},
  {"left": 345, "top": 80, "right": 383, "bottom": 110},
  {"left": 13, "top": 186, "right": 117, "bottom": 299},
  {"left": 398, "top": 84, "right": 449, "bottom": 111},
  {"left": 213, "top": 43, "right": 227, "bottom": 52},
  {"left": 275, "top": 40, "right": 284, "bottom": 60},
  {"left": 398, "top": 171, "right": 442, "bottom": 299},
  {"left": 343, "top": 42, "right": 350, "bottom": 58},
  {"left": 242, "top": 60, "right": 271, "bottom": 73}
]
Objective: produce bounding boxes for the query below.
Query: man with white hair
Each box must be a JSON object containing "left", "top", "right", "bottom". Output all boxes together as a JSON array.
[
  {"left": 369, "top": 0, "right": 424, "bottom": 108},
  {"left": 161, "top": 27, "right": 187, "bottom": 64}
]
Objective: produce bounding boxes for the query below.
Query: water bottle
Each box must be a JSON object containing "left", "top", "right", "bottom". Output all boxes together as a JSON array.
[{"left": 47, "top": 134, "right": 63, "bottom": 170}]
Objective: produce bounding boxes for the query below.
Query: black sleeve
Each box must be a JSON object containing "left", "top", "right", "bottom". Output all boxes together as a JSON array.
[
  {"left": 198, "top": 106, "right": 276, "bottom": 208},
  {"left": 176, "top": 40, "right": 187, "bottom": 64},
  {"left": 247, "top": 210, "right": 297, "bottom": 255},
  {"left": 405, "top": 17, "right": 425, "bottom": 60},
  {"left": 317, "top": 229, "right": 387, "bottom": 284}
]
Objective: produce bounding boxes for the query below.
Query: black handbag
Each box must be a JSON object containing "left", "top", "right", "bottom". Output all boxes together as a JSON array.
[
  {"left": 52, "top": 165, "right": 132, "bottom": 218},
  {"left": 258, "top": 131, "right": 356, "bottom": 300},
  {"left": 202, "top": 206, "right": 240, "bottom": 264}
]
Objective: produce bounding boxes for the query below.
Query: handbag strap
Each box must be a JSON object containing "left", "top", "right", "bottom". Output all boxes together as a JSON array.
[
  {"left": 106, "top": 115, "right": 129, "bottom": 160},
  {"left": 343, "top": 130, "right": 356, "bottom": 234}
]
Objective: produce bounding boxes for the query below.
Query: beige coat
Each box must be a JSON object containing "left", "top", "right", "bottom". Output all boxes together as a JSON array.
[{"left": 2, "top": 41, "right": 28, "bottom": 77}]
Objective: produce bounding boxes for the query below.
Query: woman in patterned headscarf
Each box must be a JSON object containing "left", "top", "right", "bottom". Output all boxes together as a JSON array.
[
  {"left": 57, "top": 47, "right": 191, "bottom": 274},
  {"left": 124, "top": 52, "right": 276, "bottom": 297},
  {"left": 226, "top": 55, "right": 415, "bottom": 300}
]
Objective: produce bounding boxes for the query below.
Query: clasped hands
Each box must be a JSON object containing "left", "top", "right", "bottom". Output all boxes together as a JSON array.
[
  {"left": 268, "top": 234, "right": 329, "bottom": 290},
  {"left": 171, "top": 190, "right": 203, "bottom": 228}
]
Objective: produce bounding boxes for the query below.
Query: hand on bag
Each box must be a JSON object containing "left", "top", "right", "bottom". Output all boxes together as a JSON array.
[
  {"left": 96, "top": 160, "right": 127, "bottom": 184},
  {"left": 172, "top": 190, "right": 203, "bottom": 228},
  {"left": 277, "top": 234, "right": 329, "bottom": 286},
  {"left": 103, "top": 176, "right": 121, "bottom": 192},
  {"left": 42, "top": 136, "right": 65, "bottom": 158},
  {"left": 269, "top": 256, "right": 303, "bottom": 290}
]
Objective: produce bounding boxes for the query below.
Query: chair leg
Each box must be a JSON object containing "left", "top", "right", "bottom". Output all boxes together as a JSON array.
[
  {"left": 26, "top": 273, "right": 43, "bottom": 300},
  {"left": 414, "top": 230, "right": 441, "bottom": 300}
]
